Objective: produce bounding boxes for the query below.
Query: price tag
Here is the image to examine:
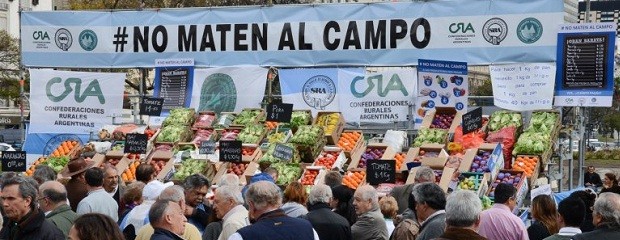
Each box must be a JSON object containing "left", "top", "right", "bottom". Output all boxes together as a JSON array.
[
  {"left": 273, "top": 143, "right": 294, "bottom": 162},
  {"left": 366, "top": 159, "right": 396, "bottom": 185},
  {"left": 462, "top": 107, "right": 482, "bottom": 134},
  {"left": 124, "top": 133, "right": 148, "bottom": 154},
  {"left": 266, "top": 103, "right": 293, "bottom": 123},
  {"left": 199, "top": 140, "right": 216, "bottom": 155},
  {"left": 1, "top": 151, "right": 26, "bottom": 172},
  {"left": 219, "top": 140, "right": 242, "bottom": 162},
  {"left": 140, "top": 97, "right": 164, "bottom": 116}
]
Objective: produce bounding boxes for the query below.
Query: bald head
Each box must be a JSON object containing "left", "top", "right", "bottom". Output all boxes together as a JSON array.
[{"left": 39, "top": 181, "right": 68, "bottom": 205}]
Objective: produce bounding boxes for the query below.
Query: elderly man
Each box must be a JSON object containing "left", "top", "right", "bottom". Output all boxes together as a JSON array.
[
  {"left": 102, "top": 164, "right": 124, "bottom": 207},
  {"left": 478, "top": 183, "right": 528, "bottom": 240},
  {"left": 213, "top": 185, "right": 248, "bottom": 240},
  {"left": 121, "top": 164, "right": 172, "bottom": 232},
  {"left": 572, "top": 192, "right": 620, "bottom": 239},
  {"left": 305, "top": 184, "right": 351, "bottom": 240},
  {"left": 323, "top": 171, "right": 343, "bottom": 189},
  {"left": 38, "top": 180, "right": 78, "bottom": 238},
  {"left": 183, "top": 174, "right": 213, "bottom": 233},
  {"left": 76, "top": 167, "right": 119, "bottom": 221},
  {"left": 411, "top": 182, "right": 446, "bottom": 240},
  {"left": 0, "top": 176, "right": 64, "bottom": 239},
  {"left": 229, "top": 181, "right": 318, "bottom": 240},
  {"left": 436, "top": 190, "right": 486, "bottom": 240},
  {"left": 150, "top": 199, "right": 189, "bottom": 240},
  {"left": 351, "top": 185, "right": 388, "bottom": 240},
  {"left": 543, "top": 196, "right": 586, "bottom": 240},
  {"left": 390, "top": 166, "right": 434, "bottom": 215},
  {"left": 135, "top": 185, "right": 202, "bottom": 240}
]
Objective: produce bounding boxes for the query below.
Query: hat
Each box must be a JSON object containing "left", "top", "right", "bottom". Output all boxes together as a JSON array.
[
  {"left": 142, "top": 180, "right": 174, "bottom": 201},
  {"left": 63, "top": 157, "right": 96, "bottom": 177}
]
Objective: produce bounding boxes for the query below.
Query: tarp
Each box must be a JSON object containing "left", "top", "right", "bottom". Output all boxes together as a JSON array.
[{"left": 22, "top": 123, "right": 89, "bottom": 164}]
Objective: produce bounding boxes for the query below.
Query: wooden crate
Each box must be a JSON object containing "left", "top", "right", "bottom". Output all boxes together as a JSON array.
[{"left": 314, "top": 111, "right": 345, "bottom": 145}]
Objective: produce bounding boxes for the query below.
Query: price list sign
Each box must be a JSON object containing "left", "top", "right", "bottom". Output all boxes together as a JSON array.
[
  {"left": 154, "top": 64, "right": 194, "bottom": 111},
  {"left": 554, "top": 23, "right": 616, "bottom": 107}
]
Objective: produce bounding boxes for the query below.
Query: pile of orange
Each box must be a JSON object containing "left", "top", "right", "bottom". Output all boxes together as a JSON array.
[
  {"left": 300, "top": 169, "right": 319, "bottom": 185},
  {"left": 121, "top": 161, "right": 141, "bottom": 182},
  {"left": 512, "top": 155, "right": 539, "bottom": 177},
  {"left": 342, "top": 171, "right": 365, "bottom": 189},
  {"left": 50, "top": 141, "right": 79, "bottom": 157},
  {"left": 394, "top": 153, "right": 406, "bottom": 172},
  {"left": 337, "top": 131, "right": 362, "bottom": 152},
  {"left": 25, "top": 157, "right": 47, "bottom": 176},
  {"left": 264, "top": 121, "right": 279, "bottom": 130}
]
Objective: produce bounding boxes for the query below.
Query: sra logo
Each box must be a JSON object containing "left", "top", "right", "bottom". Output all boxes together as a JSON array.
[
  {"left": 449, "top": 23, "right": 475, "bottom": 34},
  {"left": 350, "top": 74, "right": 409, "bottom": 98},
  {"left": 302, "top": 75, "right": 336, "bottom": 110},
  {"left": 46, "top": 77, "right": 105, "bottom": 104},
  {"left": 33, "top": 31, "right": 50, "bottom": 41}
]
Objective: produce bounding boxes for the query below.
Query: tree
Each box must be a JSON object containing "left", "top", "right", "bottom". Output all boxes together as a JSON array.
[{"left": 0, "top": 30, "right": 25, "bottom": 107}]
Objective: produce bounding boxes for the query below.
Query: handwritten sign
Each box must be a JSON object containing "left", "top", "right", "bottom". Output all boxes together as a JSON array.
[
  {"left": 490, "top": 63, "right": 556, "bottom": 111},
  {"left": 462, "top": 107, "right": 482, "bottom": 134},
  {"left": 266, "top": 103, "right": 293, "bottom": 123},
  {"left": 124, "top": 133, "right": 148, "bottom": 154},
  {"left": 140, "top": 97, "right": 164, "bottom": 116},
  {"left": 366, "top": 160, "right": 396, "bottom": 185},
  {"left": 273, "top": 143, "right": 294, "bottom": 162},
  {"left": 199, "top": 140, "right": 216, "bottom": 155},
  {"left": 1, "top": 151, "right": 27, "bottom": 172},
  {"left": 219, "top": 140, "right": 242, "bottom": 162}
]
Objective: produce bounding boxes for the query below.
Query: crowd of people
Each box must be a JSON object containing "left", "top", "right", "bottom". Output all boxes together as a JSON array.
[{"left": 1, "top": 157, "right": 620, "bottom": 240}]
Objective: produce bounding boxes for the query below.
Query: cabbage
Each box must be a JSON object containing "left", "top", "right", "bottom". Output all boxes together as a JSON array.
[{"left": 488, "top": 111, "right": 522, "bottom": 131}]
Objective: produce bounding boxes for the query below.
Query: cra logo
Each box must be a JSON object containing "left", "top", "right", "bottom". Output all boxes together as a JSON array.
[
  {"left": 79, "top": 30, "right": 98, "bottom": 51},
  {"left": 516, "top": 18, "right": 543, "bottom": 44}
]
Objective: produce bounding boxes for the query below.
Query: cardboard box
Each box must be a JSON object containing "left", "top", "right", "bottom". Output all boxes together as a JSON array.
[
  {"left": 513, "top": 155, "right": 541, "bottom": 185},
  {"left": 456, "top": 148, "right": 481, "bottom": 173},
  {"left": 147, "top": 150, "right": 175, "bottom": 181},
  {"left": 313, "top": 147, "right": 347, "bottom": 171},
  {"left": 314, "top": 111, "right": 345, "bottom": 145},
  {"left": 474, "top": 143, "right": 504, "bottom": 181},
  {"left": 101, "top": 151, "right": 131, "bottom": 174},
  {"left": 403, "top": 144, "right": 449, "bottom": 171},
  {"left": 338, "top": 130, "right": 365, "bottom": 159},
  {"left": 299, "top": 166, "right": 326, "bottom": 186},
  {"left": 420, "top": 107, "right": 463, "bottom": 133},
  {"left": 348, "top": 144, "right": 395, "bottom": 170},
  {"left": 242, "top": 144, "right": 262, "bottom": 162}
]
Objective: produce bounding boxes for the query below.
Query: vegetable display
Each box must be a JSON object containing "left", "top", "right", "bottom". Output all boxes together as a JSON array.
[
  {"left": 232, "top": 109, "right": 262, "bottom": 126},
  {"left": 412, "top": 150, "right": 439, "bottom": 162},
  {"left": 157, "top": 125, "right": 191, "bottom": 142},
  {"left": 314, "top": 151, "right": 340, "bottom": 170},
  {"left": 237, "top": 125, "right": 266, "bottom": 144},
  {"left": 512, "top": 131, "right": 551, "bottom": 155},
  {"left": 150, "top": 159, "right": 168, "bottom": 175},
  {"left": 289, "top": 125, "right": 323, "bottom": 146},
  {"left": 289, "top": 111, "right": 312, "bottom": 129},
  {"left": 512, "top": 155, "right": 539, "bottom": 177},
  {"left": 227, "top": 163, "right": 248, "bottom": 176},
  {"left": 488, "top": 111, "right": 522, "bottom": 132},
  {"left": 315, "top": 113, "right": 340, "bottom": 135},
  {"left": 272, "top": 162, "right": 302, "bottom": 185},
  {"left": 265, "top": 129, "right": 289, "bottom": 144},
  {"left": 265, "top": 121, "right": 279, "bottom": 130},
  {"left": 260, "top": 143, "right": 301, "bottom": 163},
  {"left": 470, "top": 150, "right": 491, "bottom": 173},
  {"left": 394, "top": 153, "right": 405, "bottom": 172},
  {"left": 528, "top": 112, "right": 558, "bottom": 134},
  {"left": 43, "top": 156, "right": 71, "bottom": 173},
  {"left": 144, "top": 128, "right": 157, "bottom": 140},
  {"left": 193, "top": 113, "right": 216, "bottom": 129},
  {"left": 50, "top": 140, "right": 79, "bottom": 157},
  {"left": 457, "top": 174, "right": 483, "bottom": 191},
  {"left": 163, "top": 108, "right": 195, "bottom": 127},
  {"left": 191, "top": 129, "right": 216, "bottom": 145},
  {"left": 25, "top": 157, "right": 47, "bottom": 176},
  {"left": 219, "top": 129, "right": 240, "bottom": 141},
  {"left": 412, "top": 128, "right": 448, "bottom": 147},
  {"left": 173, "top": 159, "right": 207, "bottom": 180},
  {"left": 213, "top": 113, "right": 236, "bottom": 129}
]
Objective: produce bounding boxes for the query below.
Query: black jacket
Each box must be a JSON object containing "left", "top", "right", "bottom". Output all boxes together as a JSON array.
[
  {"left": 0, "top": 209, "right": 64, "bottom": 240},
  {"left": 304, "top": 203, "right": 352, "bottom": 240},
  {"left": 389, "top": 184, "right": 414, "bottom": 215},
  {"left": 527, "top": 221, "right": 551, "bottom": 240},
  {"left": 572, "top": 224, "right": 620, "bottom": 240},
  {"left": 150, "top": 227, "right": 184, "bottom": 240},
  {"left": 600, "top": 185, "right": 620, "bottom": 195},
  {"left": 584, "top": 172, "right": 602, "bottom": 187}
]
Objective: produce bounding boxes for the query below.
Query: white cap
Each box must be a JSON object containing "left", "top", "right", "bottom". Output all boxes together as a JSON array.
[{"left": 142, "top": 180, "right": 174, "bottom": 201}]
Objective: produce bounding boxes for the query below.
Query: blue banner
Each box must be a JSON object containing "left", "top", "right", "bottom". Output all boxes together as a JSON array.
[{"left": 153, "top": 66, "right": 194, "bottom": 112}]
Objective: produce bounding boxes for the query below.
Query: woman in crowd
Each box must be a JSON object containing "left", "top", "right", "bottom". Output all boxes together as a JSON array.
[
  {"left": 281, "top": 182, "right": 309, "bottom": 217},
  {"left": 600, "top": 172, "right": 620, "bottom": 194},
  {"left": 331, "top": 185, "right": 357, "bottom": 225},
  {"left": 379, "top": 196, "right": 398, "bottom": 237},
  {"left": 527, "top": 195, "right": 560, "bottom": 240},
  {"left": 118, "top": 181, "right": 145, "bottom": 223},
  {"left": 570, "top": 189, "right": 597, "bottom": 232},
  {"left": 69, "top": 213, "right": 126, "bottom": 240}
]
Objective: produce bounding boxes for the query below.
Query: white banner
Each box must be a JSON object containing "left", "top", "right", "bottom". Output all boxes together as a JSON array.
[
  {"left": 279, "top": 68, "right": 342, "bottom": 116},
  {"left": 339, "top": 69, "right": 416, "bottom": 123},
  {"left": 189, "top": 67, "right": 268, "bottom": 113},
  {"left": 491, "top": 63, "right": 556, "bottom": 111},
  {"left": 29, "top": 69, "right": 125, "bottom": 134}
]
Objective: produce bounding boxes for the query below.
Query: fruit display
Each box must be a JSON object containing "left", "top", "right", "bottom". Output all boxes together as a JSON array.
[
  {"left": 512, "top": 155, "right": 539, "bottom": 177},
  {"left": 242, "top": 147, "right": 256, "bottom": 157},
  {"left": 237, "top": 125, "right": 266, "bottom": 144},
  {"left": 193, "top": 112, "right": 216, "bottom": 129},
  {"left": 488, "top": 111, "right": 522, "bottom": 132},
  {"left": 394, "top": 152, "right": 406, "bottom": 171},
  {"left": 289, "top": 110, "right": 312, "bottom": 129},
  {"left": 227, "top": 162, "right": 248, "bottom": 176},
  {"left": 342, "top": 171, "right": 365, "bottom": 189},
  {"left": 111, "top": 141, "right": 124, "bottom": 151},
  {"left": 144, "top": 128, "right": 157, "bottom": 140},
  {"left": 412, "top": 150, "right": 439, "bottom": 162},
  {"left": 127, "top": 153, "right": 141, "bottom": 161},
  {"left": 430, "top": 113, "right": 456, "bottom": 129},
  {"left": 265, "top": 129, "right": 290, "bottom": 144},
  {"left": 457, "top": 174, "right": 483, "bottom": 191},
  {"left": 50, "top": 140, "right": 79, "bottom": 157},
  {"left": 412, "top": 128, "right": 448, "bottom": 147},
  {"left": 232, "top": 109, "right": 262, "bottom": 126},
  {"left": 173, "top": 159, "right": 208, "bottom": 180},
  {"left": 337, "top": 131, "right": 362, "bottom": 152},
  {"left": 150, "top": 159, "right": 169, "bottom": 175},
  {"left": 489, "top": 171, "right": 524, "bottom": 198},
  {"left": 271, "top": 162, "right": 302, "bottom": 185},
  {"left": 25, "top": 157, "right": 48, "bottom": 176},
  {"left": 213, "top": 113, "right": 236, "bottom": 129},
  {"left": 162, "top": 108, "right": 195, "bottom": 127},
  {"left": 103, "top": 156, "right": 122, "bottom": 166},
  {"left": 156, "top": 125, "right": 192, "bottom": 142},
  {"left": 470, "top": 150, "right": 491, "bottom": 173},
  {"left": 300, "top": 169, "right": 320, "bottom": 185},
  {"left": 260, "top": 143, "right": 301, "bottom": 163},
  {"left": 289, "top": 125, "right": 323, "bottom": 146},
  {"left": 265, "top": 121, "right": 279, "bottom": 130},
  {"left": 358, "top": 147, "right": 386, "bottom": 168},
  {"left": 315, "top": 113, "right": 341, "bottom": 135},
  {"left": 313, "top": 151, "right": 340, "bottom": 170},
  {"left": 191, "top": 129, "right": 216, "bottom": 145},
  {"left": 122, "top": 161, "right": 141, "bottom": 182}
]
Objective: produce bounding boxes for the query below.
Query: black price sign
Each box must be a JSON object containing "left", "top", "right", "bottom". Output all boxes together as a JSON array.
[
  {"left": 366, "top": 160, "right": 396, "bottom": 185},
  {"left": 124, "top": 133, "right": 148, "bottom": 154},
  {"left": 562, "top": 35, "right": 609, "bottom": 89},
  {"left": 1, "top": 151, "right": 27, "bottom": 172},
  {"left": 219, "top": 140, "right": 242, "bottom": 162},
  {"left": 266, "top": 103, "right": 293, "bottom": 123},
  {"left": 199, "top": 140, "right": 216, "bottom": 155},
  {"left": 140, "top": 97, "right": 164, "bottom": 116},
  {"left": 462, "top": 107, "right": 482, "bottom": 135},
  {"left": 273, "top": 143, "right": 294, "bottom": 162}
]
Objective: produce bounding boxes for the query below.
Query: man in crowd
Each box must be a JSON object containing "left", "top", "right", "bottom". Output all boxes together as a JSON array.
[
  {"left": 213, "top": 185, "right": 248, "bottom": 240},
  {"left": 150, "top": 199, "right": 188, "bottom": 240},
  {"left": 411, "top": 182, "right": 446, "bottom": 240},
  {"left": 0, "top": 176, "right": 64, "bottom": 239},
  {"left": 76, "top": 167, "right": 119, "bottom": 221},
  {"left": 305, "top": 184, "right": 351, "bottom": 240},
  {"left": 478, "top": 183, "right": 528, "bottom": 240},
  {"left": 228, "top": 181, "right": 318, "bottom": 240},
  {"left": 390, "top": 166, "right": 434, "bottom": 215},
  {"left": 38, "top": 180, "right": 78, "bottom": 238},
  {"left": 323, "top": 171, "right": 342, "bottom": 189},
  {"left": 584, "top": 166, "right": 602, "bottom": 191},
  {"left": 183, "top": 174, "right": 212, "bottom": 233},
  {"left": 103, "top": 164, "right": 124, "bottom": 207},
  {"left": 351, "top": 185, "right": 388, "bottom": 240},
  {"left": 572, "top": 192, "right": 620, "bottom": 239},
  {"left": 33, "top": 164, "right": 57, "bottom": 185},
  {"left": 543, "top": 196, "right": 586, "bottom": 240},
  {"left": 64, "top": 157, "right": 94, "bottom": 212},
  {"left": 436, "top": 190, "right": 486, "bottom": 240}
]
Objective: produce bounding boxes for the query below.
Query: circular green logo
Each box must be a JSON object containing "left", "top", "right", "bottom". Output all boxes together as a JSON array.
[
  {"left": 79, "top": 30, "right": 97, "bottom": 51},
  {"left": 517, "top": 18, "right": 543, "bottom": 44},
  {"left": 199, "top": 73, "right": 237, "bottom": 114}
]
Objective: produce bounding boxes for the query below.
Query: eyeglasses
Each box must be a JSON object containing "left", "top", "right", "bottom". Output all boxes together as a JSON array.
[{"left": 37, "top": 196, "right": 48, "bottom": 202}]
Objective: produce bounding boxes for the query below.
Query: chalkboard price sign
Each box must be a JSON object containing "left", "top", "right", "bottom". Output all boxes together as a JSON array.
[
  {"left": 266, "top": 103, "right": 293, "bottom": 123},
  {"left": 124, "top": 133, "right": 148, "bottom": 154},
  {"left": 366, "top": 160, "right": 396, "bottom": 185},
  {"left": 199, "top": 140, "right": 216, "bottom": 155},
  {"left": 219, "top": 140, "right": 242, "bottom": 162},
  {"left": 462, "top": 107, "right": 482, "bottom": 135},
  {"left": 1, "top": 151, "right": 27, "bottom": 172},
  {"left": 273, "top": 143, "right": 294, "bottom": 162},
  {"left": 140, "top": 97, "right": 164, "bottom": 116}
]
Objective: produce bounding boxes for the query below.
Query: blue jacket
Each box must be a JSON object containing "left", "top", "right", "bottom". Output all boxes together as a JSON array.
[
  {"left": 150, "top": 228, "right": 184, "bottom": 240},
  {"left": 241, "top": 173, "right": 275, "bottom": 197},
  {"left": 237, "top": 209, "right": 314, "bottom": 240}
]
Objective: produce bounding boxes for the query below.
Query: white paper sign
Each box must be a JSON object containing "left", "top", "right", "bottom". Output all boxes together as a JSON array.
[
  {"left": 530, "top": 184, "right": 553, "bottom": 201},
  {"left": 490, "top": 63, "right": 556, "bottom": 111}
]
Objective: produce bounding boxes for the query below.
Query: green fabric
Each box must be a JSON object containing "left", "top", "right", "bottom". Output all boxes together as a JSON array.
[{"left": 46, "top": 204, "right": 78, "bottom": 238}]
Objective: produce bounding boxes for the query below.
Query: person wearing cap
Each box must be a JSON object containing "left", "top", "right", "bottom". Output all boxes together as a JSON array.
[
  {"left": 76, "top": 167, "right": 119, "bottom": 221},
  {"left": 64, "top": 157, "right": 95, "bottom": 212}
]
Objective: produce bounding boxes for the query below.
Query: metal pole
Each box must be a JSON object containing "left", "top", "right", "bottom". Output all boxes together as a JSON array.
[
  {"left": 17, "top": 0, "right": 25, "bottom": 144},
  {"left": 577, "top": 0, "right": 591, "bottom": 189}
]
